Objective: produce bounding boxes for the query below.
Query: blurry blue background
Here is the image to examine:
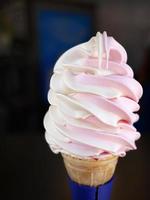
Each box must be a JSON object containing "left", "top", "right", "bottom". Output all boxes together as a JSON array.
[
  {"left": 36, "top": 9, "right": 93, "bottom": 101},
  {"left": 0, "top": 1, "right": 149, "bottom": 200}
]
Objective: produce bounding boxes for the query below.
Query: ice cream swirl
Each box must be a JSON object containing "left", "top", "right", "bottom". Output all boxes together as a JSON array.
[{"left": 44, "top": 32, "right": 143, "bottom": 158}]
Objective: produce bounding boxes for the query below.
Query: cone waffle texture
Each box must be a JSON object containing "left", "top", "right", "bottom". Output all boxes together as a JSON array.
[{"left": 62, "top": 153, "right": 118, "bottom": 187}]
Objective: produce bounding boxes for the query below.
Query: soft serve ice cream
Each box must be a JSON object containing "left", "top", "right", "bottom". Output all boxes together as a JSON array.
[{"left": 44, "top": 32, "right": 143, "bottom": 158}]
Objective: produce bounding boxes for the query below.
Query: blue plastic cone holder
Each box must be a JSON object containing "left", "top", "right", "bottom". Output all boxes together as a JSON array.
[{"left": 68, "top": 177, "right": 114, "bottom": 200}]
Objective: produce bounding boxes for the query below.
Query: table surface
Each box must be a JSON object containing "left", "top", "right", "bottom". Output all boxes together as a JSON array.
[{"left": 0, "top": 134, "right": 149, "bottom": 200}]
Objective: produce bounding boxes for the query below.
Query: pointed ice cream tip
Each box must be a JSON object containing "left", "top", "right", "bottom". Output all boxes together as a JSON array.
[
  {"left": 96, "top": 32, "right": 103, "bottom": 68},
  {"left": 102, "top": 31, "right": 109, "bottom": 69},
  {"left": 96, "top": 31, "right": 109, "bottom": 69}
]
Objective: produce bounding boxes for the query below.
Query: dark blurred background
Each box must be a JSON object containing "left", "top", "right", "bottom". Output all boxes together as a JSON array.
[{"left": 0, "top": 0, "right": 149, "bottom": 199}]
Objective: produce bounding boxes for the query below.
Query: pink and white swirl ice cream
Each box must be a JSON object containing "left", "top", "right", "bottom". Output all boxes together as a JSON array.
[{"left": 44, "top": 32, "right": 143, "bottom": 158}]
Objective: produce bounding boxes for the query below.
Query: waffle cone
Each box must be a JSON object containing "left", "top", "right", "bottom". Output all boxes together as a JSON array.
[{"left": 62, "top": 153, "right": 118, "bottom": 187}]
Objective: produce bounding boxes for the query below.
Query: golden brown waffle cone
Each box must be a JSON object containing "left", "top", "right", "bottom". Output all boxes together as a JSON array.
[{"left": 62, "top": 153, "right": 118, "bottom": 187}]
